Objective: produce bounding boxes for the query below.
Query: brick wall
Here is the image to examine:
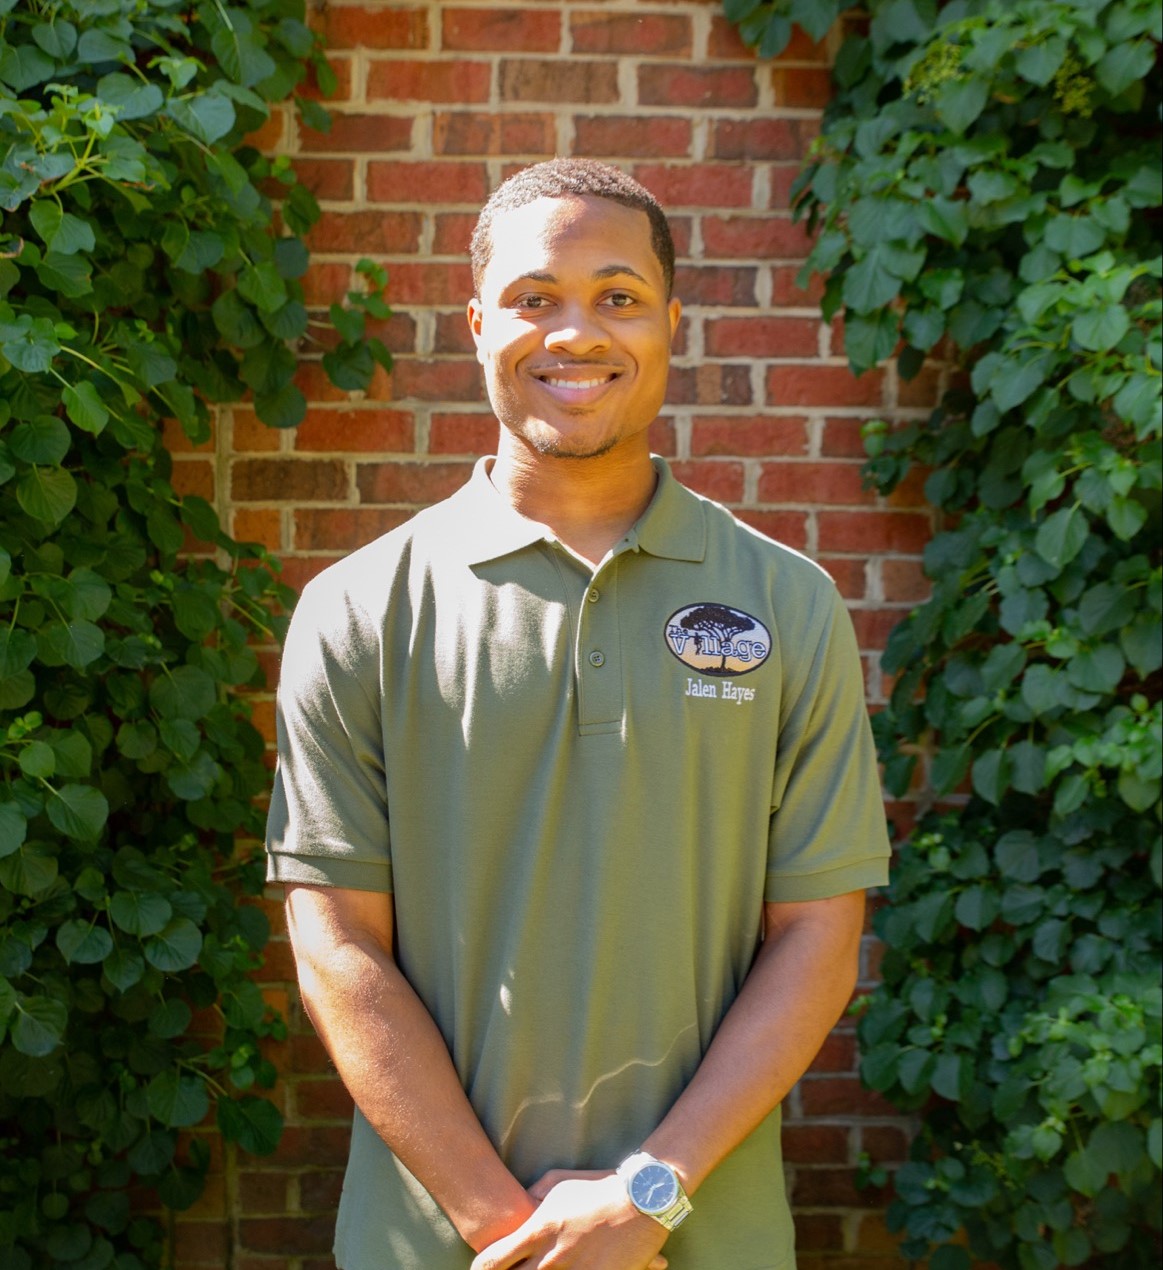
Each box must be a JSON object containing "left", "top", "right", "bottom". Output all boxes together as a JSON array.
[{"left": 169, "top": 2, "right": 938, "bottom": 1265}]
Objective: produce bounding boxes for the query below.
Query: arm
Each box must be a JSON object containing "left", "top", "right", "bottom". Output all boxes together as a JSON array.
[
  {"left": 472, "top": 889, "right": 866, "bottom": 1269},
  {"left": 283, "top": 882, "right": 537, "bottom": 1253}
]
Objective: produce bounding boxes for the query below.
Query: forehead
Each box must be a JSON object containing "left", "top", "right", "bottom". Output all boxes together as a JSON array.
[{"left": 479, "top": 195, "right": 660, "bottom": 295}]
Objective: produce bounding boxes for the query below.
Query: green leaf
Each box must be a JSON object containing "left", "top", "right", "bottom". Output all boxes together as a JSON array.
[
  {"left": 1010, "top": 741, "right": 1046, "bottom": 794},
  {"left": 147, "top": 1070, "right": 209, "bottom": 1128},
  {"left": 255, "top": 380, "right": 307, "bottom": 429},
  {"left": 954, "top": 885, "right": 998, "bottom": 930},
  {"left": 167, "top": 92, "right": 236, "bottom": 144},
  {"left": 12, "top": 995, "right": 68, "bottom": 1056},
  {"left": 935, "top": 77, "right": 989, "bottom": 133},
  {"left": 17, "top": 466, "right": 77, "bottom": 524},
  {"left": 127, "top": 1130, "right": 175, "bottom": 1176},
  {"left": 1044, "top": 215, "right": 1106, "bottom": 259},
  {"left": 1107, "top": 495, "right": 1147, "bottom": 540},
  {"left": 1096, "top": 39, "right": 1154, "bottom": 96},
  {"left": 9, "top": 416, "right": 70, "bottom": 465},
  {"left": 238, "top": 263, "right": 288, "bottom": 313},
  {"left": 110, "top": 891, "right": 172, "bottom": 937},
  {"left": 1117, "top": 770, "right": 1158, "bottom": 812},
  {"left": 144, "top": 916, "right": 202, "bottom": 971},
  {"left": 56, "top": 920, "right": 114, "bottom": 965},
  {"left": 62, "top": 382, "right": 110, "bottom": 435},
  {"left": 97, "top": 72, "right": 164, "bottom": 121},
  {"left": 1035, "top": 506, "right": 1088, "bottom": 568},
  {"left": 102, "top": 948, "right": 144, "bottom": 992},
  {"left": 972, "top": 748, "right": 1010, "bottom": 804},
  {"left": 1016, "top": 37, "right": 1066, "bottom": 85},
  {"left": 844, "top": 308, "right": 898, "bottom": 373},
  {"left": 996, "top": 831, "right": 1041, "bottom": 883},
  {"left": 1066, "top": 645, "right": 1125, "bottom": 694},
  {"left": 0, "top": 802, "right": 28, "bottom": 859},
  {"left": 46, "top": 784, "right": 109, "bottom": 840},
  {"left": 149, "top": 998, "right": 192, "bottom": 1039},
  {"left": 931, "top": 744, "right": 970, "bottom": 794},
  {"left": 18, "top": 741, "right": 55, "bottom": 779},
  {"left": 40, "top": 619, "right": 105, "bottom": 670},
  {"left": 150, "top": 665, "right": 218, "bottom": 721},
  {"left": 1072, "top": 304, "right": 1130, "bottom": 352},
  {"left": 0, "top": 43, "right": 55, "bottom": 92},
  {"left": 217, "top": 1096, "right": 283, "bottom": 1155}
]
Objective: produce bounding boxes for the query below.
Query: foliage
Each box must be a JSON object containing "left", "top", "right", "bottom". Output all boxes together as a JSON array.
[
  {"left": 727, "top": 0, "right": 1162, "bottom": 1265},
  {"left": 0, "top": 2, "right": 389, "bottom": 1266}
]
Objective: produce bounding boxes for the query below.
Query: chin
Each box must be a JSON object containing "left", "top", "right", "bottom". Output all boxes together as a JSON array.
[{"left": 510, "top": 416, "right": 624, "bottom": 460}]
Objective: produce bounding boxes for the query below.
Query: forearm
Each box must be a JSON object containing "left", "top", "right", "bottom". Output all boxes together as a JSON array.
[
  {"left": 287, "top": 888, "right": 535, "bottom": 1251},
  {"left": 643, "top": 891, "right": 865, "bottom": 1194}
]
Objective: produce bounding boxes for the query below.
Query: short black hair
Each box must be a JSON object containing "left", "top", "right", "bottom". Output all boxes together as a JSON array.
[{"left": 469, "top": 158, "right": 676, "bottom": 298}]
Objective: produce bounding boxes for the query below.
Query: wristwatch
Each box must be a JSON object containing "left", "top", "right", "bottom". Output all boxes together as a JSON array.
[{"left": 616, "top": 1151, "right": 693, "bottom": 1231}]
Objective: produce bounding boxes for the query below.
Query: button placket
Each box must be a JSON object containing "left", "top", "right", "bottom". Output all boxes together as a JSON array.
[{"left": 576, "top": 560, "right": 623, "bottom": 732}]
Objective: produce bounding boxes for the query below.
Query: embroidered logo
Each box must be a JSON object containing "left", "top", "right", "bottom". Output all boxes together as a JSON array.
[{"left": 664, "top": 602, "right": 771, "bottom": 677}]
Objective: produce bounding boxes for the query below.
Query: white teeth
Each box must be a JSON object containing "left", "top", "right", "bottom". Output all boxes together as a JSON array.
[{"left": 541, "top": 376, "right": 610, "bottom": 389}]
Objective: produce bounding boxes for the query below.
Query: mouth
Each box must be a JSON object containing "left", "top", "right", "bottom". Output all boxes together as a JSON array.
[{"left": 529, "top": 366, "right": 622, "bottom": 405}]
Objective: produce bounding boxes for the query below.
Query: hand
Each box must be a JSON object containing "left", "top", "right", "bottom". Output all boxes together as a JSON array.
[{"left": 470, "top": 1174, "right": 669, "bottom": 1269}]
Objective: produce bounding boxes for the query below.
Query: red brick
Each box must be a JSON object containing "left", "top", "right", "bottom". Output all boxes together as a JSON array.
[
  {"left": 171, "top": 459, "right": 214, "bottom": 501},
  {"left": 299, "top": 1170, "right": 345, "bottom": 1213},
  {"left": 433, "top": 212, "right": 477, "bottom": 256},
  {"left": 772, "top": 264, "right": 824, "bottom": 306},
  {"left": 172, "top": 1221, "right": 229, "bottom": 1263},
  {"left": 293, "top": 508, "right": 412, "bottom": 552},
  {"left": 883, "top": 559, "right": 929, "bottom": 602},
  {"left": 767, "top": 365, "right": 885, "bottom": 408},
  {"left": 295, "top": 1078, "right": 355, "bottom": 1120},
  {"left": 702, "top": 215, "right": 813, "bottom": 259},
  {"left": 571, "top": 11, "right": 692, "bottom": 56},
  {"left": 574, "top": 115, "right": 692, "bottom": 159},
  {"left": 294, "top": 358, "right": 391, "bottom": 405},
  {"left": 366, "top": 161, "right": 488, "bottom": 206},
  {"left": 245, "top": 109, "right": 284, "bottom": 152},
  {"left": 668, "top": 460, "right": 744, "bottom": 504},
  {"left": 706, "top": 316, "right": 817, "bottom": 358},
  {"left": 239, "top": 1216, "right": 334, "bottom": 1255},
  {"left": 291, "top": 157, "right": 355, "bottom": 202},
  {"left": 862, "top": 1126, "right": 911, "bottom": 1164},
  {"left": 300, "top": 54, "right": 352, "bottom": 103},
  {"left": 648, "top": 416, "right": 676, "bottom": 456},
  {"left": 367, "top": 60, "right": 491, "bottom": 104},
  {"left": 269, "top": 1125, "right": 353, "bottom": 1167},
  {"left": 434, "top": 111, "right": 556, "bottom": 157},
  {"left": 238, "top": 1171, "right": 290, "bottom": 1214},
  {"left": 853, "top": 1212, "right": 909, "bottom": 1253},
  {"left": 810, "top": 1030, "right": 859, "bottom": 1072},
  {"left": 430, "top": 412, "right": 499, "bottom": 455},
  {"left": 821, "top": 556, "right": 867, "bottom": 600},
  {"left": 299, "top": 113, "right": 413, "bottom": 154},
  {"left": 633, "top": 164, "right": 753, "bottom": 209},
  {"left": 443, "top": 7, "right": 560, "bottom": 51},
  {"left": 434, "top": 311, "right": 477, "bottom": 354},
  {"left": 665, "top": 364, "right": 752, "bottom": 406},
  {"left": 233, "top": 509, "right": 281, "bottom": 551},
  {"left": 691, "top": 416, "right": 807, "bottom": 457},
  {"left": 357, "top": 460, "right": 474, "bottom": 505},
  {"left": 851, "top": 608, "right": 904, "bottom": 652},
  {"left": 821, "top": 417, "right": 870, "bottom": 459},
  {"left": 793, "top": 1212, "right": 846, "bottom": 1251},
  {"left": 293, "top": 408, "right": 414, "bottom": 453},
  {"left": 898, "top": 363, "right": 942, "bottom": 408},
  {"left": 737, "top": 509, "right": 808, "bottom": 549},
  {"left": 391, "top": 357, "right": 482, "bottom": 401},
  {"left": 306, "top": 210, "right": 421, "bottom": 254},
  {"left": 818, "top": 510, "right": 929, "bottom": 555},
  {"left": 638, "top": 64, "right": 757, "bottom": 108},
  {"left": 317, "top": 6, "right": 428, "bottom": 50},
  {"left": 301, "top": 262, "right": 351, "bottom": 306},
  {"left": 232, "top": 459, "right": 348, "bottom": 503},
  {"left": 710, "top": 118, "right": 804, "bottom": 161},
  {"left": 768, "top": 164, "right": 804, "bottom": 211},
  {"left": 782, "top": 1124, "right": 849, "bottom": 1165},
  {"left": 674, "top": 265, "right": 757, "bottom": 307},
  {"left": 708, "top": 15, "right": 829, "bottom": 63},
  {"left": 381, "top": 263, "right": 475, "bottom": 305},
  {"left": 791, "top": 1165, "right": 891, "bottom": 1208},
  {"left": 163, "top": 415, "right": 213, "bottom": 454},
  {"left": 758, "top": 461, "right": 871, "bottom": 506},
  {"left": 772, "top": 66, "right": 833, "bottom": 108},
  {"left": 229, "top": 409, "right": 280, "bottom": 457},
  {"left": 363, "top": 311, "right": 417, "bottom": 356},
  {"left": 500, "top": 59, "right": 619, "bottom": 104}
]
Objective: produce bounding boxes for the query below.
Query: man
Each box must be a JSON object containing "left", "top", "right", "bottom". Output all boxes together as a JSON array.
[{"left": 266, "top": 158, "right": 891, "bottom": 1270}]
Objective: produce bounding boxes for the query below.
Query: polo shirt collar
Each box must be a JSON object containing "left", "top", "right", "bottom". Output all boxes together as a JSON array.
[{"left": 460, "top": 455, "right": 706, "bottom": 566}]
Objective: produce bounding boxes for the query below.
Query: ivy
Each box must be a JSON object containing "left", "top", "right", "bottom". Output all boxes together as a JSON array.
[
  {"left": 726, "top": 0, "right": 1161, "bottom": 1265},
  {"left": 0, "top": 2, "right": 387, "bottom": 1267}
]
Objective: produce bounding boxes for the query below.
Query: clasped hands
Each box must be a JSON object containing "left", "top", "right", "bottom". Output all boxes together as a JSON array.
[{"left": 470, "top": 1170, "right": 670, "bottom": 1270}]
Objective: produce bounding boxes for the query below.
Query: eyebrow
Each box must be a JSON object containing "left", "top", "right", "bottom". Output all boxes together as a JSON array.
[{"left": 510, "top": 264, "right": 651, "bottom": 287}]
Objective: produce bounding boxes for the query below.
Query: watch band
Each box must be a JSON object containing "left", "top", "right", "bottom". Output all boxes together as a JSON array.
[{"left": 616, "top": 1151, "right": 693, "bottom": 1232}]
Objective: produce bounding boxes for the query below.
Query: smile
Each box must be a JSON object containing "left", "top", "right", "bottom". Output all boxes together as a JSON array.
[{"left": 538, "top": 375, "right": 615, "bottom": 389}]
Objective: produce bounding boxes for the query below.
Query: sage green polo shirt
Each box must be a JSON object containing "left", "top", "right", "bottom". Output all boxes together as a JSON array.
[{"left": 266, "top": 457, "right": 890, "bottom": 1270}]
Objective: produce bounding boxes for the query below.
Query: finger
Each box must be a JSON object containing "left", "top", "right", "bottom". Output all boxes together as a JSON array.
[
  {"left": 649, "top": 1258, "right": 668, "bottom": 1269},
  {"left": 528, "top": 1170, "right": 565, "bottom": 1200}
]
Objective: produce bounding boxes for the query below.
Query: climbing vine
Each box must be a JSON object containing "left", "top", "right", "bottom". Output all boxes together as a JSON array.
[
  {"left": 0, "top": 2, "right": 388, "bottom": 1266},
  {"left": 726, "top": 1, "right": 1161, "bottom": 1265}
]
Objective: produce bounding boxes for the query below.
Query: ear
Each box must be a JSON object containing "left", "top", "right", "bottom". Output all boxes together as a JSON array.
[
  {"left": 668, "top": 298, "right": 682, "bottom": 343},
  {"left": 467, "top": 297, "right": 485, "bottom": 363}
]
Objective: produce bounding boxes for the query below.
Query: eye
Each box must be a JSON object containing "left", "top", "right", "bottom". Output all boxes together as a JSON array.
[
  {"left": 515, "top": 294, "right": 551, "bottom": 311},
  {"left": 605, "top": 292, "right": 636, "bottom": 308}
]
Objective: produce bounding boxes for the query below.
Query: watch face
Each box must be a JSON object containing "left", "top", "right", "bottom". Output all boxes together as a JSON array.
[{"left": 630, "top": 1162, "right": 678, "bottom": 1214}]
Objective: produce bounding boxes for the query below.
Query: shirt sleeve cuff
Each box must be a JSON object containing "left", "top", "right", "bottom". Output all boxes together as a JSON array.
[
  {"left": 764, "top": 856, "right": 889, "bottom": 903},
  {"left": 266, "top": 851, "right": 394, "bottom": 893}
]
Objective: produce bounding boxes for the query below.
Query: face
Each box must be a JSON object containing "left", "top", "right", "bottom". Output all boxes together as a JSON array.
[{"left": 467, "top": 195, "right": 681, "bottom": 461}]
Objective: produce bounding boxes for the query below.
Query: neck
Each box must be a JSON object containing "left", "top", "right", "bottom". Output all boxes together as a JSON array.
[{"left": 490, "top": 433, "right": 658, "bottom": 565}]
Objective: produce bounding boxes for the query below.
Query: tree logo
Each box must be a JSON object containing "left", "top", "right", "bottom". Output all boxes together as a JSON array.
[{"left": 664, "top": 602, "right": 771, "bottom": 677}]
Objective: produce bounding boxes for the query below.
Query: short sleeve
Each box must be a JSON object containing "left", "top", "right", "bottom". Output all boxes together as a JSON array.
[
  {"left": 265, "top": 575, "right": 394, "bottom": 893},
  {"left": 765, "top": 586, "right": 891, "bottom": 902}
]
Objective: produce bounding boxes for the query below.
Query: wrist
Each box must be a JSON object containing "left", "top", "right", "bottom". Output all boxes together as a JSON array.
[{"left": 457, "top": 1182, "right": 537, "bottom": 1253}]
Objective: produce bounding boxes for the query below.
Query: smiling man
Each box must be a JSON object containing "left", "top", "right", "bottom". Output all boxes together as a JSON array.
[{"left": 266, "top": 159, "right": 891, "bottom": 1270}]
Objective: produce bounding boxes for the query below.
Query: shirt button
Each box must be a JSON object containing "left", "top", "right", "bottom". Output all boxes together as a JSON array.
[
  {"left": 588, "top": 650, "right": 605, "bottom": 667},
  {"left": 587, "top": 588, "right": 600, "bottom": 603}
]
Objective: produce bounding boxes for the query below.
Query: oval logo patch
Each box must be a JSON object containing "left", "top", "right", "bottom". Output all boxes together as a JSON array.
[{"left": 664, "top": 602, "right": 771, "bottom": 677}]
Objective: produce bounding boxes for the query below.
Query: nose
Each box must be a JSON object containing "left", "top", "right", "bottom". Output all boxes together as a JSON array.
[{"left": 544, "top": 301, "right": 611, "bottom": 355}]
